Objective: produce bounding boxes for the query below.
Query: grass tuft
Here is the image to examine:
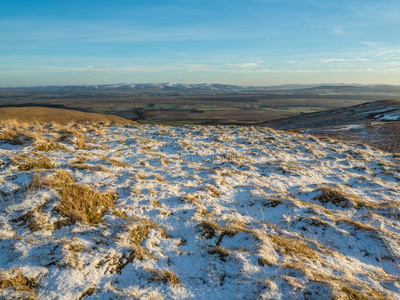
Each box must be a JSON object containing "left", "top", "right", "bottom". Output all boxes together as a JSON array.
[
  {"left": 314, "top": 186, "right": 370, "bottom": 208},
  {"left": 33, "top": 139, "right": 67, "bottom": 152},
  {"left": 147, "top": 268, "right": 181, "bottom": 286},
  {"left": 31, "top": 170, "right": 117, "bottom": 225},
  {"left": 127, "top": 218, "right": 168, "bottom": 260},
  {"left": 55, "top": 183, "right": 117, "bottom": 225},
  {"left": 0, "top": 269, "right": 38, "bottom": 293},
  {"left": 12, "top": 154, "right": 55, "bottom": 171},
  {"left": 208, "top": 245, "right": 230, "bottom": 261},
  {"left": 269, "top": 234, "right": 317, "bottom": 260}
]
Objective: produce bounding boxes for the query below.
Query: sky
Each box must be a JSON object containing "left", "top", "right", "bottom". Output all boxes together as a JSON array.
[{"left": 1, "top": 0, "right": 400, "bottom": 87}]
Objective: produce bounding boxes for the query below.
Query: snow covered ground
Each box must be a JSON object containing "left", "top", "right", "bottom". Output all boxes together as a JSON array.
[{"left": 0, "top": 123, "right": 399, "bottom": 299}]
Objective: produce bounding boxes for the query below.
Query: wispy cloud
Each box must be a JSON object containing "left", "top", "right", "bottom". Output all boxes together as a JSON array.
[
  {"left": 225, "top": 62, "right": 262, "bottom": 69},
  {"left": 320, "top": 58, "right": 368, "bottom": 63}
]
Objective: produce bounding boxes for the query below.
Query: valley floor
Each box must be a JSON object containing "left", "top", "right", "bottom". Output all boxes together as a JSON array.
[{"left": 0, "top": 122, "right": 399, "bottom": 299}]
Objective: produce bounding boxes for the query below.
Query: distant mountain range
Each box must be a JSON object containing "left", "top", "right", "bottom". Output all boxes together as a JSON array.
[{"left": 2, "top": 83, "right": 400, "bottom": 97}]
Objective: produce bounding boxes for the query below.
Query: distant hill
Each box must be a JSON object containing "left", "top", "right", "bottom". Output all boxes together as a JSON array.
[{"left": 0, "top": 107, "right": 137, "bottom": 125}]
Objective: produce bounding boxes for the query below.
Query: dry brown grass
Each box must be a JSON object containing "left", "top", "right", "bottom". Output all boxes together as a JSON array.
[
  {"left": 11, "top": 205, "right": 53, "bottom": 232},
  {"left": 12, "top": 154, "right": 55, "bottom": 171},
  {"left": 181, "top": 193, "right": 202, "bottom": 205},
  {"left": 111, "top": 209, "right": 129, "bottom": 220},
  {"left": 74, "top": 138, "right": 92, "bottom": 149},
  {"left": 0, "top": 269, "right": 37, "bottom": 293},
  {"left": 127, "top": 218, "right": 168, "bottom": 260},
  {"left": 56, "top": 184, "right": 116, "bottom": 225},
  {"left": 69, "top": 156, "right": 108, "bottom": 172},
  {"left": 268, "top": 234, "right": 317, "bottom": 260},
  {"left": 106, "top": 157, "right": 132, "bottom": 168},
  {"left": 208, "top": 245, "right": 231, "bottom": 261},
  {"left": 32, "top": 170, "right": 117, "bottom": 225},
  {"left": 208, "top": 185, "right": 222, "bottom": 198},
  {"left": 314, "top": 186, "right": 371, "bottom": 208},
  {"left": 197, "top": 221, "right": 220, "bottom": 239},
  {"left": 197, "top": 220, "right": 252, "bottom": 245},
  {"left": 33, "top": 139, "right": 67, "bottom": 152},
  {"left": 0, "top": 107, "right": 136, "bottom": 125},
  {"left": 147, "top": 268, "right": 180, "bottom": 286},
  {"left": 0, "top": 129, "right": 33, "bottom": 145},
  {"left": 340, "top": 286, "right": 390, "bottom": 300}
]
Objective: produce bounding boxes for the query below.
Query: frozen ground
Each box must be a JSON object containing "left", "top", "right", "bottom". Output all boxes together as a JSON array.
[{"left": 0, "top": 123, "right": 399, "bottom": 299}]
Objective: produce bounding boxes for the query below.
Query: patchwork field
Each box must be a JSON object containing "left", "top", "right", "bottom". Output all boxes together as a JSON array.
[
  {"left": 0, "top": 121, "right": 399, "bottom": 299},
  {"left": 0, "top": 90, "right": 371, "bottom": 125}
]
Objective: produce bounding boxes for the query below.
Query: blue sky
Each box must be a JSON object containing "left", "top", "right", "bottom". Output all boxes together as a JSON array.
[{"left": 1, "top": 0, "right": 400, "bottom": 86}]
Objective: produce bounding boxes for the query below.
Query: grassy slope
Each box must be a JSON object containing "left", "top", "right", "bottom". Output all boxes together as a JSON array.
[
  {"left": 0, "top": 121, "right": 399, "bottom": 299},
  {"left": 0, "top": 107, "right": 137, "bottom": 125}
]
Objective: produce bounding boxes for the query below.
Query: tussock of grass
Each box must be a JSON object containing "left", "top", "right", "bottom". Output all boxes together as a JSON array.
[
  {"left": 56, "top": 183, "right": 117, "bottom": 225},
  {"left": 0, "top": 269, "right": 37, "bottom": 293},
  {"left": 208, "top": 185, "right": 222, "bottom": 198},
  {"left": 107, "top": 157, "right": 132, "bottom": 167},
  {"left": 69, "top": 156, "right": 108, "bottom": 172},
  {"left": 33, "top": 139, "right": 67, "bottom": 152},
  {"left": 111, "top": 209, "right": 129, "bottom": 220},
  {"left": 314, "top": 186, "right": 370, "bottom": 208},
  {"left": 60, "top": 238, "right": 86, "bottom": 269},
  {"left": 0, "top": 130, "right": 28, "bottom": 145},
  {"left": 340, "top": 286, "right": 391, "bottom": 300},
  {"left": 181, "top": 193, "right": 201, "bottom": 205},
  {"left": 78, "top": 286, "right": 97, "bottom": 300},
  {"left": 127, "top": 218, "right": 168, "bottom": 260},
  {"left": 197, "top": 220, "right": 250, "bottom": 244},
  {"left": 197, "top": 221, "right": 220, "bottom": 239},
  {"left": 258, "top": 257, "right": 274, "bottom": 267},
  {"left": 208, "top": 245, "right": 230, "bottom": 261},
  {"left": 33, "top": 170, "right": 117, "bottom": 224},
  {"left": 269, "top": 234, "right": 317, "bottom": 260},
  {"left": 12, "top": 154, "right": 55, "bottom": 171},
  {"left": 147, "top": 268, "right": 180, "bottom": 286},
  {"left": 74, "top": 139, "right": 92, "bottom": 149},
  {"left": 341, "top": 218, "right": 377, "bottom": 232},
  {"left": 11, "top": 207, "right": 51, "bottom": 232}
]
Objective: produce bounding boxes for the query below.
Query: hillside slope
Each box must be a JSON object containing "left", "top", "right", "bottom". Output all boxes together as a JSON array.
[
  {"left": 0, "top": 122, "right": 399, "bottom": 299},
  {"left": 261, "top": 100, "right": 400, "bottom": 130},
  {"left": 261, "top": 100, "right": 400, "bottom": 153},
  {"left": 0, "top": 107, "right": 137, "bottom": 125}
]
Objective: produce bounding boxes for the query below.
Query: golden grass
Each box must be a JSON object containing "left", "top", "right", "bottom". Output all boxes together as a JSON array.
[
  {"left": 0, "top": 269, "right": 37, "bottom": 293},
  {"left": 12, "top": 154, "right": 55, "bottom": 171},
  {"left": 208, "top": 185, "right": 222, "bottom": 198},
  {"left": 197, "top": 220, "right": 252, "bottom": 245},
  {"left": 32, "top": 170, "right": 117, "bottom": 225},
  {"left": 0, "top": 129, "right": 33, "bottom": 145},
  {"left": 181, "top": 193, "right": 201, "bottom": 205},
  {"left": 56, "top": 183, "right": 116, "bottom": 225},
  {"left": 127, "top": 218, "right": 168, "bottom": 260},
  {"left": 197, "top": 221, "right": 220, "bottom": 239},
  {"left": 340, "top": 286, "right": 390, "bottom": 300},
  {"left": 111, "top": 209, "right": 129, "bottom": 220},
  {"left": 33, "top": 139, "right": 67, "bottom": 152},
  {"left": 147, "top": 268, "right": 181, "bottom": 286},
  {"left": 268, "top": 234, "right": 317, "bottom": 260},
  {"left": 107, "top": 158, "right": 132, "bottom": 168},
  {"left": 208, "top": 245, "right": 231, "bottom": 261},
  {"left": 0, "top": 107, "right": 136, "bottom": 125},
  {"left": 69, "top": 156, "right": 108, "bottom": 172},
  {"left": 0, "top": 130, "right": 20, "bottom": 141},
  {"left": 315, "top": 186, "right": 371, "bottom": 208},
  {"left": 11, "top": 207, "right": 52, "bottom": 232}
]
